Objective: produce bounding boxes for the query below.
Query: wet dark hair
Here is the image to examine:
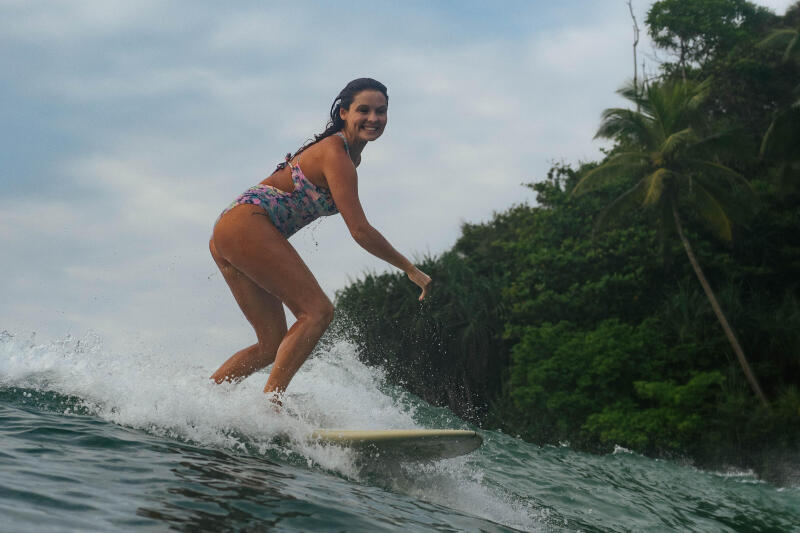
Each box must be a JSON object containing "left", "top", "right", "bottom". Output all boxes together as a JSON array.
[{"left": 291, "top": 78, "right": 388, "bottom": 160}]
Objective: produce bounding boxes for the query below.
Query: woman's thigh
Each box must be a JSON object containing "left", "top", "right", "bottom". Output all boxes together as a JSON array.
[
  {"left": 211, "top": 204, "right": 332, "bottom": 319},
  {"left": 210, "top": 237, "right": 287, "bottom": 346}
]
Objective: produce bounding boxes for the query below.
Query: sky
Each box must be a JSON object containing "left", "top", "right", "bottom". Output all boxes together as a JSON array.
[{"left": 1, "top": 0, "right": 795, "bottom": 359}]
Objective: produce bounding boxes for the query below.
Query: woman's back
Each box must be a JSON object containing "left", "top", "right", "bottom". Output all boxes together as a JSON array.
[
  {"left": 261, "top": 133, "right": 353, "bottom": 193},
  {"left": 217, "top": 132, "right": 352, "bottom": 238}
]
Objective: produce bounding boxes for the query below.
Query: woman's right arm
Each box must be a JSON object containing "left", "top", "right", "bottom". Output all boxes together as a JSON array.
[{"left": 322, "top": 147, "right": 431, "bottom": 300}]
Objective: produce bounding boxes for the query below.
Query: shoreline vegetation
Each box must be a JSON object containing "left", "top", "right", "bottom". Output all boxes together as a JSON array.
[{"left": 332, "top": 0, "right": 800, "bottom": 482}]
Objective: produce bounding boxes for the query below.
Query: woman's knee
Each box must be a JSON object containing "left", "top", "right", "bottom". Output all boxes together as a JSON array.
[
  {"left": 322, "top": 300, "right": 335, "bottom": 326},
  {"left": 304, "top": 298, "right": 334, "bottom": 328}
]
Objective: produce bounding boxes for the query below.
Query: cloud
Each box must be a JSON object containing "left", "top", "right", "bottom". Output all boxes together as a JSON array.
[
  {"left": 207, "top": 7, "right": 302, "bottom": 52},
  {"left": 0, "top": 0, "right": 161, "bottom": 43},
  {"left": 67, "top": 154, "right": 213, "bottom": 230},
  {"left": 1, "top": 0, "right": 794, "bottom": 355}
]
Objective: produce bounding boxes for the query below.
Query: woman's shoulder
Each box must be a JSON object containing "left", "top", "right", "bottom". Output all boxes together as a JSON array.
[
  {"left": 302, "top": 133, "right": 349, "bottom": 164},
  {"left": 296, "top": 133, "right": 353, "bottom": 181},
  {"left": 318, "top": 133, "right": 349, "bottom": 155}
]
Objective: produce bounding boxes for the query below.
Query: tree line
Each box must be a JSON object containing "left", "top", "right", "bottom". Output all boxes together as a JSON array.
[{"left": 332, "top": 0, "right": 800, "bottom": 475}]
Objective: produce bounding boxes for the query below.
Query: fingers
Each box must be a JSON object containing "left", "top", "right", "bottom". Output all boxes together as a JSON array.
[
  {"left": 407, "top": 268, "right": 431, "bottom": 301},
  {"left": 418, "top": 279, "right": 430, "bottom": 301}
]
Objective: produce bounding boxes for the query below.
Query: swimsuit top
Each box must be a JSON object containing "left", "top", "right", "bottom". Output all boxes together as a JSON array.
[
  {"left": 275, "top": 131, "right": 347, "bottom": 229},
  {"left": 219, "top": 132, "right": 348, "bottom": 238}
]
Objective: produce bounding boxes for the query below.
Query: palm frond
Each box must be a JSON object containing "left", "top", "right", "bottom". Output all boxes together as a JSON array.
[
  {"left": 688, "top": 130, "right": 741, "bottom": 158},
  {"left": 572, "top": 159, "right": 646, "bottom": 196},
  {"left": 596, "top": 108, "right": 648, "bottom": 139},
  {"left": 594, "top": 178, "right": 646, "bottom": 234},
  {"left": 757, "top": 28, "right": 796, "bottom": 49},
  {"left": 643, "top": 168, "right": 671, "bottom": 205},
  {"left": 605, "top": 151, "right": 651, "bottom": 165},
  {"left": 661, "top": 127, "right": 698, "bottom": 156},
  {"left": 693, "top": 173, "right": 756, "bottom": 224},
  {"left": 596, "top": 108, "right": 657, "bottom": 148},
  {"left": 688, "top": 159, "right": 753, "bottom": 191},
  {"left": 757, "top": 28, "right": 800, "bottom": 62},
  {"left": 616, "top": 79, "right": 649, "bottom": 111},
  {"left": 692, "top": 181, "right": 733, "bottom": 241},
  {"left": 783, "top": 33, "right": 799, "bottom": 62},
  {"left": 687, "top": 79, "right": 711, "bottom": 111},
  {"left": 760, "top": 107, "right": 800, "bottom": 160},
  {"left": 616, "top": 80, "right": 639, "bottom": 103},
  {"left": 645, "top": 85, "right": 670, "bottom": 140},
  {"left": 760, "top": 119, "right": 779, "bottom": 159}
]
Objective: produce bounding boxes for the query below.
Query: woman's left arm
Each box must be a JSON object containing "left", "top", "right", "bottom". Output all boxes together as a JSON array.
[{"left": 324, "top": 151, "right": 431, "bottom": 300}]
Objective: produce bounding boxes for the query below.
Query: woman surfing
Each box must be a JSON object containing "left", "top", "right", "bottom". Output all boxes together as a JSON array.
[{"left": 209, "top": 78, "right": 431, "bottom": 403}]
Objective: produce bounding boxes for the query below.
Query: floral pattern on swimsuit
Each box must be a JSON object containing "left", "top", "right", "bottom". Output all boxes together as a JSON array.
[{"left": 219, "top": 162, "right": 339, "bottom": 238}]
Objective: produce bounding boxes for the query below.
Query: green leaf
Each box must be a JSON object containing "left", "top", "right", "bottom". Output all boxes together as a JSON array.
[
  {"left": 692, "top": 181, "right": 732, "bottom": 241},
  {"left": 596, "top": 108, "right": 657, "bottom": 148},
  {"left": 687, "top": 78, "right": 711, "bottom": 111},
  {"left": 643, "top": 168, "right": 671, "bottom": 206},
  {"left": 572, "top": 159, "right": 646, "bottom": 196},
  {"left": 783, "top": 33, "right": 799, "bottom": 62},
  {"left": 757, "top": 28, "right": 796, "bottom": 49},
  {"left": 688, "top": 159, "right": 752, "bottom": 191},
  {"left": 594, "top": 179, "right": 647, "bottom": 233},
  {"left": 661, "top": 127, "right": 697, "bottom": 156},
  {"left": 760, "top": 107, "right": 800, "bottom": 160},
  {"left": 757, "top": 27, "right": 800, "bottom": 62}
]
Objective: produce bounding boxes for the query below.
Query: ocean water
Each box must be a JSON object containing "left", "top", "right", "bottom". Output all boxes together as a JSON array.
[{"left": 1, "top": 331, "right": 798, "bottom": 532}]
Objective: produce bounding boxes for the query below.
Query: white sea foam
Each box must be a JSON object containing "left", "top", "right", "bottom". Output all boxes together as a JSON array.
[{"left": 0, "top": 330, "right": 541, "bottom": 531}]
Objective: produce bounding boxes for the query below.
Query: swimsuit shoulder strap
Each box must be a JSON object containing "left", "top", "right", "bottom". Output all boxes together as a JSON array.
[
  {"left": 277, "top": 133, "right": 347, "bottom": 172},
  {"left": 335, "top": 131, "right": 350, "bottom": 156},
  {"left": 275, "top": 151, "right": 294, "bottom": 172}
]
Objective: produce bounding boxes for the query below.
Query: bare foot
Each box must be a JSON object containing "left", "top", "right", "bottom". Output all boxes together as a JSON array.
[{"left": 267, "top": 391, "right": 283, "bottom": 413}]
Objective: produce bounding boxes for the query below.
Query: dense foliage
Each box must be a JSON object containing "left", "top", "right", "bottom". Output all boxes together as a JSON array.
[{"left": 332, "top": 0, "right": 800, "bottom": 473}]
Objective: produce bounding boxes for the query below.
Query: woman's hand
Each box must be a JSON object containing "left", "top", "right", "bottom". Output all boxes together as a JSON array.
[{"left": 407, "top": 267, "right": 432, "bottom": 301}]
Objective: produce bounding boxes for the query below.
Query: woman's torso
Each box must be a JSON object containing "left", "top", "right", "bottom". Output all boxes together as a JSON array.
[{"left": 218, "top": 133, "right": 352, "bottom": 238}]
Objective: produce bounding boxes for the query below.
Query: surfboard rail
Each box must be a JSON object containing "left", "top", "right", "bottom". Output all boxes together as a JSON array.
[{"left": 309, "top": 429, "right": 483, "bottom": 461}]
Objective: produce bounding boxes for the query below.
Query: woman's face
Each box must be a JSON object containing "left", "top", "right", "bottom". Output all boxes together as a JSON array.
[{"left": 339, "top": 90, "right": 388, "bottom": 143}]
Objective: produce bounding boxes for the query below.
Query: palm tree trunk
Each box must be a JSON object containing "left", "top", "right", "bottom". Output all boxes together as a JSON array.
[
  {"left": 679, "top": 42, "right": 687, "bottom": 82},
  {"left": 671, "top": 197, "right": 769, "bottom": 407},
  {"left": 627, "top": 0, "right": 640, "bottom": 110}
]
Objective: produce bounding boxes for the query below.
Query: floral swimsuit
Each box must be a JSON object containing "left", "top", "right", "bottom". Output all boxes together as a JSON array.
[{"left": 218, "top": 132, "right": 347, "bottom": 238}]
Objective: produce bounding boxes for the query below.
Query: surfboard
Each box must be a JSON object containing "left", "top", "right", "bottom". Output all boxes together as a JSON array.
[{"left": 309, "top": 429, "right": 482, "bottom": 461}]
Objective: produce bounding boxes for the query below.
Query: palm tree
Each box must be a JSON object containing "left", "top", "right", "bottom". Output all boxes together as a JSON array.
[
  {"left": 758, "top": 21, "right": 800, "bottom": 190},
  {"left": 758, "top": 21, "right": 800, "bottom": 66},
  {"left": 572, "top": 79, "right": 769, "bottom": 407}
]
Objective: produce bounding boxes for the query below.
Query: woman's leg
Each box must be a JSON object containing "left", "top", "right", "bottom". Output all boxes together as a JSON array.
[
  {"left": 209, "top": 238, "right": 287, "bottom": 383},
  {"left": 211, "top": 205, "right": 334, "bottom": 395}
]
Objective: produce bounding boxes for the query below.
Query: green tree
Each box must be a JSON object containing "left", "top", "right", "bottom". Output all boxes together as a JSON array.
[
  {"left": 646, "top": 0, "right": 774, "bottom": 80},
  {"left": 572, "top": 79, "right": 769, "bottom": 406},
  {"left": 333, "top": 243, "right": 513, "bottom": 421},
  {"left": 758, "top": 4, "right": 800, "bottom": 65},
  {"left": 758, "top": 5, "right": 800, "bottom": 190}
]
